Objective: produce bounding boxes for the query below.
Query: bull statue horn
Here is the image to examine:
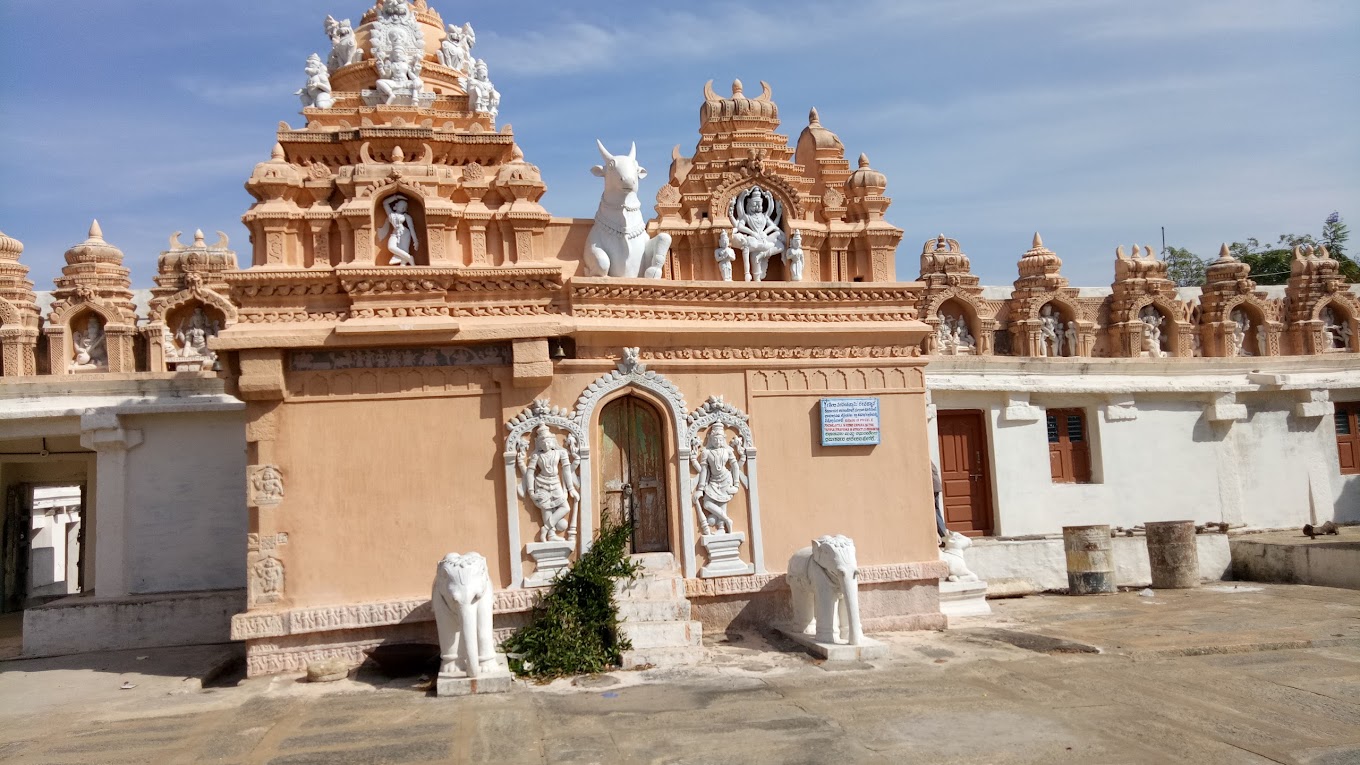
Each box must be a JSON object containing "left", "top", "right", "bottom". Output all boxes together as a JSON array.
[
  {"left": 757, "top": 81, "right": 773, "bottom": 102},
  {"left": 596, "top": 139, "right": 612, "bottom": 161},
  {"left": 168, "top": 231, "right": 184, "bottom": 251},
  {"left": 703, "top": 79, "right": 718, "bottom": 102},
  {"left": 214, "top": 231, "right": 230, "bottom": 250},
  {"left": 629, "top": 142, "right": 636, "bottom": 159}
]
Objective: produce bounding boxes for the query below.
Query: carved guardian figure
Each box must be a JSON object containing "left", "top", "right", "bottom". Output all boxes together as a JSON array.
[
  {"left": 787, "top": 535, "right": 863, "bottom": 645},
  {"left": 584, "top": 141, "right": 672, "bottom": 279},
  {"left": 432, "top": 552, "right": 498, "bottom": 678}
]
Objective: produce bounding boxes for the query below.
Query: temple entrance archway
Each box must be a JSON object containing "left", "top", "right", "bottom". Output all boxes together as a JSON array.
[{"left": 599, "top": 395, "right": 671, "bottom": 553}]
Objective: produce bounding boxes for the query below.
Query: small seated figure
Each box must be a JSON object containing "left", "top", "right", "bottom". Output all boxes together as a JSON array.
[
  {"left": 714, "top": 231, "right": 736, "bottom": 281},
  {"left": 375, "top": 52, "right": 424, "bottom": 106},
  {"left": 940, "top": 531, "right": 980, "bottom": 582},
  {"left": 730, "top": 189, "right": 785, "bottom": 282},
  {"left": 953, "top": 317, "right": 975, "bottom": 351},
  {"left": 72, "top": 316, "right": 108, "bottom": 370},
  {"left": 462, "top": 59, "right": 501, "bottom": 118},
  {"left": 297, "top": 53, "right": 334, "bottom": 110},
  {"left": 784, "top": 229, "right": 805, "bottom": 281},
  {"left": 172, "top": 307, "right": 221, "bottom": 368}
]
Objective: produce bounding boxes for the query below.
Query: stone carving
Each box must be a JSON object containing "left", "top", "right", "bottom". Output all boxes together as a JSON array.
[
  {"left": 71, "top": 316, "right": 108, "bottom": 370},
  {"left": 432, "top": 552, "right": 501, "bottom": 678},
  {"left": 1139, "top": 306, "right": 1167, "bottom": 358},
  {"left": 296, "top": 53, "right": 334, "bottom": 109},
  {"left": 935, "top": 312, "right": 976, "bottom": 355},
  {"left": 461, "top": 59, "right": 500, "bottom": 118},
  {"left": 1229, "top": 309, "right": 1251, "bottom": 357},
  {"left": 378, "top": 195, "right": 420, "bottom": 266},
  {"left": 438, "top": 22, "right": 475, "bottom": 72},
  {"left": 787, "top": 535, "right": 863, "bottom": 645},
  {"left": 324, "top": 16, "right": 361, "bottom": 72},
  {"left": 367, "top": 0, "right": 428, "bottom": 107},
  {"left": 939, "top": 531, "right": 980, "bottom": 582},
  {"left": 517, "top": 422, "right": 581, "bottom": 543},
  {"left": 253, "top": 556, "right": 284, "bottom": 604},
  {"left": 1064, "top": 321, "right": 1079, "bottom": 357},
  {"left": 168, "top": 307, "right": 221, "bottom": 370},
  {"left": 249, "top": 465, "right": 285, "bottom": 507},
  {"left": 585, "top": 141, "right": 672, "bottom": 279},
  {"left": 714, "top": 231, "right": 737, "bottom": 282},
  {"left": 691, "top": 424, "right": 746, "bottom": 535},
  {"left": 784, "top": 229, "right": 805, "bottom": 282},
  {"left": 1322, "top": 306, "right": 1352, "bottom": 349},
  {"left": 1038, "top": 303, "right": 1066, "bottom": 357},
  {"left": 728, "top": 186, "right": 785, "bottom": 282},
  {"left": 290, "top": 344, "right": 509, "bottom": 371}
]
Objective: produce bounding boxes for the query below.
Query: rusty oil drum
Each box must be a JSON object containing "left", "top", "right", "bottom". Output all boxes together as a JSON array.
[
  {"left": 1063, "top": 525, "right": 1116, "bottom": 594},
  {"left": 1145, "top": 520, "right": 1199, "bottom": 589}
]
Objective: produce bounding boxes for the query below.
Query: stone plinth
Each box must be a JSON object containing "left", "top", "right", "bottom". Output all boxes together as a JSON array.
[
  {"left": 524, "top": 540, "right": 573, "bottom": 588},
  {"left": 436, "top": 665, "right": 513, "bottom": 697},
  {"left": 775, "top": 625, "right": 888, "bottom": 661},
  {"left": 699, "top": 532, "right": 754, "bottom": 578},
  {"left": 939, "top": 579, "right": 991, "bottom": 618}
]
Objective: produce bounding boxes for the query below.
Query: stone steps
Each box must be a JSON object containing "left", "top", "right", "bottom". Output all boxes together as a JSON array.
[
  {"left": 620, "top": 619, "right": 702, "bottom": 649},
  {"left": 618, "top": 599, "right": 691, "bottom": 622},
  {"left": 620, "top": 645, "right": 707, "bottom": 670},
  {"left": 611, "top": 552, "right": 703, "bottom": 669},
  {"left": 615, "top": 576, "right": 686, "bottom": 601}
]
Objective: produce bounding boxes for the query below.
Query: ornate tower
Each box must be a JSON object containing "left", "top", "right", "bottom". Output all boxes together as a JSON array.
[
  {"left": 917, "top": 235, "right": 998, "bottom": 355},
  {"left": 650, "top": 82, "right": 902, "bottom": 282},
  {"left": 1006, "top": 233, "right": 1095, "bottom": 357},
  {"left": 144, "top": 230, "right": 240, "bottom": 371},
  {"left": 1283, "top": 245, "right": 1359, "bottom": 354},
  {"left": 44, "top": 221, "right": 139, "bottom": 374},
  {"left": 1107, "top": 245, "right": 1192, "bottom": 358},
  {"left": 1199, "top": 244, "right": 1282, "bottom": 357},
  {"left": 0, "top": 231, "right": 40, "bottom": 376}
]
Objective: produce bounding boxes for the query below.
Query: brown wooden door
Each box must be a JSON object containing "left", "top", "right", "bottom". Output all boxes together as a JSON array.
[
  {"left": 937, "top": 411, "right": 993, "bottom": 536},
  {"left": 600, "top": 396, "right": 670, "bottom": 553}
]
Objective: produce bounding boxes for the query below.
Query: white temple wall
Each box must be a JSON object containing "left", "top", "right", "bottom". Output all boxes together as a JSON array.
[{"left": 122, "top": 412, "right": 247, "bottom": 594}]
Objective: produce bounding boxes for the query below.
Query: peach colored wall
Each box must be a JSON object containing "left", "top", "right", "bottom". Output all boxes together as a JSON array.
[{"left": 751, "top": 389, "right": 936, "bottom": 570}]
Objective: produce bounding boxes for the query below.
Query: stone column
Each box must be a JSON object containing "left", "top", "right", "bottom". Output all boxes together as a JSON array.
[{"left": 79, "top": 412, "right": 143, "bottom": 598}]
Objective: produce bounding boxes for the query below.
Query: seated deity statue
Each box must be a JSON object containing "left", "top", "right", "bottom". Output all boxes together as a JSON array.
[
  {"left": 692, "top": 426, "right": 745, "bottom": 536},
  {"left": 461, "top": 59, "right": 501, "bottom": 117},
  {"left": 375, "top": 52, "right": 424, "bottom": 105},
  {"left": 438, "top": 22, "right": 475, "bottom": 72},
  {"left": 174, "top": 307, "right": 220, "bottom": 362},
  {"left": 1322, "top": 306, "right": 1351, "bottom": 349},
  {"left": 714, "top": 231, "right": 736, "bottom": 281},
  {"left": 519, "top": 425, "right": 579, "bottom": 543},
  {"left": 954, "top": 317, "right": 975, "bottom": 350},
  {"left": 72, "top": 316, "right": 108, "bottom": 369},
  {"left": 1139, "top": 308, "right": 1166, "bottom": 358},
  {"left": 784, "top": 229, "right": 805, "bottom": 281},
  {"left": 378, "top": 195, "right": 420, "bottom": 266},
  {"left": 324, "top": 16, "right": 361, "bottom": 72},
  {"left": 728, "top": 187, "right": 785, "bottom": 282},
  {"left": 296, "top": 53, "right": 333, "bottom": 109},
  {"left": 936, "top": 317, "right": 955, "bottom": 353}
]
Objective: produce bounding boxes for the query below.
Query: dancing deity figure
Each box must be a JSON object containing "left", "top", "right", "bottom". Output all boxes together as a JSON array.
[
  {"left": 692, "top": 425, "right": 746, "bottom": 536},
  {"left": 462, "top": 59, "right": 501, "bottom": 118},
  {"left": 519, "top": 426, "right": 579, "bottom": 543},
  {"left": 297, "top": 53, "right": 333, "bottom": 109},
  {"left": 72, "top": 316, "right": 107, "bottom": 369},
  {"left": 714, "top": 231, "right": 736, "bottom": 281},
  {"left": 784, "top": 229, "right": 805, "bottom": 281},
  {"left": 378, "top": 195, "right": 419, "bottom": 266},
  {"left": 729, "top": 187, "right": 785, "bottom": 282},
  {"left": 324, "top": 16, "right": 361, "bottom": 72}
]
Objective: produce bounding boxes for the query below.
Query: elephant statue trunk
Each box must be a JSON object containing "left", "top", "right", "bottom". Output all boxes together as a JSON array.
[
  {"left": 786, "top": 535, "right": 864, "bottom": 646},
  {"left": 432, "top": 552, "right": 498, "bottom": 678}
]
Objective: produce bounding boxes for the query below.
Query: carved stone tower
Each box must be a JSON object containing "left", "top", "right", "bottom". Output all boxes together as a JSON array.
[
  {"left": 44, "top": 221, "right": 139, "bottom": 374},
  {"left": 650, "top": 82, "right": 902, "bottom": 282},
  {"left": 0, "top": 230, "right": 40, "bottom": 376},
  {"left": 144, "top": 230, "right": 240, "bottom": 371},
  {"left": 917, "top": 235, "right": 997, "bottom": 355},
  {"left": 1006, "top": 234, "right": 1095, "bottom": 357},
  {"left": 1283, "top": 245, "right": 1359, "bottom": 354},
  {"left": 1199, "top": 244, "right": 1282, "bottom": 357},
  {"left": 1107, "top": 245, "right": 1192, "bottom": 358}
]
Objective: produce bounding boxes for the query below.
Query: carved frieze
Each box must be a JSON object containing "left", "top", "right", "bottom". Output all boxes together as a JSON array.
[
  {"left": 248, "top": 465, "right": 285, "bottom": 507},
  {"left": 289, "top": 344, "right": 509, "bottom": 371},
  {"left": 230, "top": 588, "right": 540, "bottom": 641}
]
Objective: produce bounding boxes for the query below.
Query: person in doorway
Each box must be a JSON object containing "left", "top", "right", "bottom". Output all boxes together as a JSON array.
[{"left": 932, "top": 461, "right": 946, "bottom": 542}]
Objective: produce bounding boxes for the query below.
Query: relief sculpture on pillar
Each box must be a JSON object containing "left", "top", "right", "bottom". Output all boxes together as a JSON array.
[
  {"left": 506, "top": 400, "right": 584, "bottom": 587},
  {"left": 686, "top": 395, "right": 757, "bottom": 578}
]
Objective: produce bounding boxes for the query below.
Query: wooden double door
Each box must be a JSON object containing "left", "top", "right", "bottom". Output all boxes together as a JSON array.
[
  {"left": 937, "top": 410, "right": 994, "bottom": 536},
  {"left": 600, "top": 396, "right": 670, "bottom": 553}
]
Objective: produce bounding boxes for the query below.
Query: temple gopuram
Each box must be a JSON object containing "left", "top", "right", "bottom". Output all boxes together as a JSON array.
[{"left": 0, "top": 0, "right": 1356, "bottom": 672}]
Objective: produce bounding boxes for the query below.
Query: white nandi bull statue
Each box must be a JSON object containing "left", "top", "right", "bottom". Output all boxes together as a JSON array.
[
  {"left": 584, "top": 140, "right": 672, "bottom": 278},
  {"left": 432, "top": 552, "right": 500, "bottom": 678},
  {"left": 940, "top": 531, "right": 980, "bottom": 582},
  {"left": 787, "top": 534, "right": 863, "bottom": 646}
]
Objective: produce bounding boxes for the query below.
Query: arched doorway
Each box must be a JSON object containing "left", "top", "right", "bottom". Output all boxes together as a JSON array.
[{"left": 600, "top": 395, "right": 670, "bottom": 553}]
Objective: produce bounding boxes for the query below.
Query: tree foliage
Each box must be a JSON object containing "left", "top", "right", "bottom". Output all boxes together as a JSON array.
[
  {"left": 1230, "top": 212, "right": 1356, "bottom": 285},
  {"left": 1162, "top": 246, "right": 1206, "bottom": 287},
  {"left": 500, "top": 512, "right": 640, "bottom": 680}
]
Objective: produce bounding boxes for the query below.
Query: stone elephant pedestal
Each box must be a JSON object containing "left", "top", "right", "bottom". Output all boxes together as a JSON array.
[
  {"left": 776, "top": 535, "right": 887, "bottom": 661},
  {"left": 431, "top": 552, "right": 512, "bottom": 696}
]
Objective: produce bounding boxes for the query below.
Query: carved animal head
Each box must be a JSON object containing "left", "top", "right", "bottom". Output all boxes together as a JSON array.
[
  {"left": 592, "top": 140, "right": 646, "bottom": 195},
  {"left": 810, "top": 534, "right": 859, "bottom": 581},
  {"left": 435, "top": 552, "right": 489, "bottom": 604},
  {"left": 943, "top": 531, "right": 972, "bottom": 552}
]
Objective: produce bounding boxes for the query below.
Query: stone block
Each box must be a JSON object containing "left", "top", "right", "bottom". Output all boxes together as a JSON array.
[
  {"left": 436, "top": 668, "right": 513, "bottom": 697},
  {"left": 775, "top": 626, "right": 889, "bottom": 661},
  {"left": 699, "top": 532, "right": 755, "bottom": 578},
  {"left": 524, "top": 540, "right": 572, "bottom": 588},
  {"left": 939, "top": 579, "right": 992, "bottom": 618}
]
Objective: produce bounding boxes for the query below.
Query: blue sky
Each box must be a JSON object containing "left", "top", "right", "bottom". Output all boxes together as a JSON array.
[{"left": 2, "top": 0, "right": 1357, "bottom": 289}]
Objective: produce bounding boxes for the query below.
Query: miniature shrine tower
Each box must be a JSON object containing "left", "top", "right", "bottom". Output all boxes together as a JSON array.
[
  {"left": 44, "top": 222, "right": 138, "bottom": 374},
  {"left": 1006, "top": 234, "right": 1095, "bottom": 357},
  {"left": 1107, "top": 245, "right": 1192, "bottom": 358},
  {"left": 0, "top": 231, "right": 40, "bottom": 376},
  {"left": 1283, "top": 245, "right": 1359, "bottom": 354}
]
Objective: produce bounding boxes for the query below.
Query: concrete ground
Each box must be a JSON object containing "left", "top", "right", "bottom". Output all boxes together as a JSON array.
[{"left": 0, "top": 583, "right": 1357, "bottom": 765}]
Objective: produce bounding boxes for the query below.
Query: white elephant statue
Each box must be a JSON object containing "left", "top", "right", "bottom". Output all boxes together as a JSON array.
[
  {"left": 787, "top": 535, "right": 863, "bottom": 645},
  {"left": 940, "top": 531, "right": 980, "bottom": 582},
  {"left": 432, "top": 552, "right": 499, "bottom": 678}
]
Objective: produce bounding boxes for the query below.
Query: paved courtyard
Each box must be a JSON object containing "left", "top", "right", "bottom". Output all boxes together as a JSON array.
[{"left": 1, "top": 583, "right": 1357, "bottom": 764}]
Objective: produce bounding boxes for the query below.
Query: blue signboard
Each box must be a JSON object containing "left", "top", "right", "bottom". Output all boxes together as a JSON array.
[{"left": 820, "top": 397, "right": 881, "bottom": 447}]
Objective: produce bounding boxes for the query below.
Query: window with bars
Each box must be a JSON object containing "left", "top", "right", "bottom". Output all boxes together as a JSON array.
[
  {"left": 1337, "top": 403, "right": 1360, "bottom": 475},
  {"left": 1046, "top": 408, "right": 1092, "bottom": 484}
]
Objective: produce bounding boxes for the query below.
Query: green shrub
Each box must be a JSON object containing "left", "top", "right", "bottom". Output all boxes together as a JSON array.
[{"left": 501, "top": 513, "right": 641, "bottom": 679}]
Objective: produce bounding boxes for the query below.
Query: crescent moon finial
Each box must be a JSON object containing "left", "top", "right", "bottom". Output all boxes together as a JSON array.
[
  {"left": 168, "top": 231, "right": 184, "bottom": 251},
  {"left": 703, "top": 79, "right": 718, "bottom": 101}
]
